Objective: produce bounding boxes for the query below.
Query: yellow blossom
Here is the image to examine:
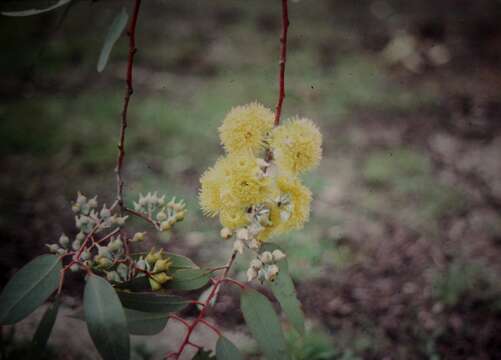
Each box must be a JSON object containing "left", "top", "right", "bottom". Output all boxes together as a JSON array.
[
  {"left": 272, "top": 118, "right": 322, "bottom": 174},
  {"left": 219, "top": 207, "right": 250, "bottom": 229},
  {"left": 199, "top": 157, "right": 231, "bottom": 216},
  {"left": 275, "top": 175, "right": 311, "bottom": 232},
  {"left": 221, "top": 152, "right": 271, "bottom": 208},
  {"left": 219, "top": 102, "right": 274, "bottom": 154}
]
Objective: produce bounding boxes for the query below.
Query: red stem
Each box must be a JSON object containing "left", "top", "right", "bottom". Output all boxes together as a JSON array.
[
  {"left": 274, "top": 0, "right": 289, "bottom": 126},
  {"left": 166, "top": 251, "right": 239, "bottom": 359},
  {"left": 116, "top": 0, "right": 142, "bottom": 212}
]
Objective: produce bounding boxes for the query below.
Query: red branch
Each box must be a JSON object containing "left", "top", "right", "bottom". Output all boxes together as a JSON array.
[
  {"left": 166, "top": 251, "right": 239, "bottom": 359},
  {"left": 274, "top": 0, "right": 289, "bottom": 126},
  {"left": 116, "top": 0, "right": 142, "bottom": 212}
]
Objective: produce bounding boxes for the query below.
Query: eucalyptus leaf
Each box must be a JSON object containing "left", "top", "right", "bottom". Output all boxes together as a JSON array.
[
  {"left": 166, "top": 269, "right": 210, "bottom": 291},
  {"left": 97, "top": 8, "right": 128, "bottom": 73},
  {"left": 124, "top": 309, "right": 168, "bottom": 335},
  {"left": 216, "top": 336, "right": 243, "bottom": 360},
  {"left": 32, "top": 299, "right": 60, "bottom": 350},
  {"left": 117, "top": 291, "right": 187, "bottom": 313},
  {"left": 1, "top": 0, "right": 71, "bottom": 16},
  {"left": 261, "top": 243, "right": 305, "bottom": 335},
  {"left": 84, "top": 275, "right": 130, "bottom": 360},
  {"left": 0, "top": 254, "right": 61, "bottom": 325},
  {"left": 240, "top": 288, "right": 289, "bottom": 360}
]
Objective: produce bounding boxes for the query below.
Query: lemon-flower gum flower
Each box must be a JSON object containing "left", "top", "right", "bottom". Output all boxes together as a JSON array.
[
  {"left": 222, "top": 152, "right": 271, "bottom": 207},
  {"left": 199, "top": 156, "right": 232, "bottom": 216},
  {"left": 219, "top": 207, "right": 250, "bottom": 230},
  {"left": 276, "top": 175, "right": 311, "bottom": 232},
  {"left": 272, "top": 118, "right": 322, "bottom": 174},
  {"left": 219, "top": 102, "right": 274, "bottom": 154}
]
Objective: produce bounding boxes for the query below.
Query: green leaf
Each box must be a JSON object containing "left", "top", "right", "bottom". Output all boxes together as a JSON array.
[
  {"left": 240, "top": 288, "right": 289, "bottom": 360},
  {"left": 0, "top": 254, "right": 61, "bottom": 325},
  {"left": 117, "top": 291, "right": 187, "bottom": 313},
  {"left": 166, "top": 269, "right": 210, "bottom": 291},
  {"left": 124, "top": 309, "right": 168, "bottom": 336},
  {"left": 261, "top": 243, "right": 305, "bottom": 335},
  {"left": 216, "top": 336, "right": 243, "bottom": 360},
  {"left": 32, "top": 299, "right": 60, "bottom": 350},
  {"left": 84, "top": 275, "right": 130, "bottom": 360},
  {"left": 97, "top": 8, "right": 128, "bottom": 73},
  {"left": 1, "top": 0, "right": 72, "bottom": 16}
]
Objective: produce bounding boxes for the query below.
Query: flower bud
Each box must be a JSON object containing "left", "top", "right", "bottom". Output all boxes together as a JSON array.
[
  {"left": 116, "top": 263, "right": 129, "bottom": 280},
  {"left": 95, "top": 255, "right": 112, "bottom": 269},
  {"left": 265, "top": 264, "right": 279, "bottom": 282},
  {"left": 247, "top": 267, "right": 258, "bottom": 282},
  {"left": 233, "top": 239, "right": 244, "bottom": 254},
  {"left": 272, "top": 249, "right": 286, "bottom": 261},
  {"left": 106, "top": 271, "right": 121, "bottom": 283},
  {"left": 58, "top": 234, "right": 70, "bottom": 248},
  {"left": 76, "top": 192, "right": 87, "bottom": 205},
  {"left": 114, "top": 216, "right": 128, "bottom": 226},
  {"left": 100, "top": 206, "right": 111, "bottom": 219},
  {"left": 88, "top": 196, "right": 98, "bottom": 209},
  {"left": 250, "top": 259, "right": 263, "bottom": 270},
  {"left": 69, "top": 263, "right": 80, "bottom": 272},
  {"left": 76, "top": 232, "right": 85, "bottom": 242},
  {"left": 151, "top": 272, "right": 172, "bottom": 285},
  {"left": 259, "top": 251, "right": 273, "bottom": 264},
  {"left": 160, "top": 221, "right": 172, "bottom": 232},
  {"left": 153, "top": 258, "right": 172, "bottom": 273},
  {"left": 46, "top": 244, "right": 60, "bottom": 253},
  {"left": 156, "top": 211, "right": 167, "bottom": 222},
  {"left": 56, "top": 248, "right": 66, "bottom": 255},
  {"left": 132, "top": 232, "right": 146, "bottom": 242},
  {"left": 97, "top": 245, "right": 111, "bottom": 259},
  {"left": 135, "top": 258, "right": 147, "bottom": 270},
  {"left": 236, "top": 228, "right": 249, "bottom": 241},
  {"left": 149, "top": 278, "right": 161, "bottom": 291},
  {"left": 220, "top": 227, "right": 233, "bottom": 240},
  {"left": 175, "top": 210, "right": 186, "bottom": 221},
  {"left": 145, "top": 248, "right": 163, "bottom": 264},
  {"left": 72, "top": 239, "right": 82, "bottom": 251},
  {"left": 80, "top": 250, "right": 90, "bottom": 261},
  {"left": 107, "top": 238, "right": 123, "bottom": 252},
  {"left": 72, "top": 204, "right": 81, "bottom": 213}
]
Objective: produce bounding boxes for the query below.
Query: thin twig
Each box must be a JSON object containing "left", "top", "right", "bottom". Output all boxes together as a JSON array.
[
  {"left": 274, "top": 0, "right": 289, "bottom": 126},
  {"left": 116, "top": 0, "right": 142, "bottom": 213}
]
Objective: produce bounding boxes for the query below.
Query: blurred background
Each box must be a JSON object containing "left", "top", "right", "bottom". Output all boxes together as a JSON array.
[{"left": 2, "top": 0, "right": 501, "bottom": 359}]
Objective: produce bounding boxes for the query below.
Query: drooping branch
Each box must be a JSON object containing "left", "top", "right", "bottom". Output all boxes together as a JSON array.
[
  {"left": 274, "top": 0, "right": 289, "bottom": 126},
  {"left": 116, "top": 0, "right": 142, "bottom": 212}
]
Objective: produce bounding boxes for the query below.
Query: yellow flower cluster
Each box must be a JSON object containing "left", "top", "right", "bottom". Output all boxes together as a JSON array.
[{"left": 199, "top": 102, "right": 322, "bottom": 243}]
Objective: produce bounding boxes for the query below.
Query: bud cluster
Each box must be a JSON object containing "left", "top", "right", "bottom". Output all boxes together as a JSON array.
[
  {"left": 135, "top": 248, "right": 173, "bottom": 291},
  {"left": 133, "top": 193, "right": 187, "bottom": 232},
  {"left": 246, "top": 249, "right": 286, "bottom": 283}
]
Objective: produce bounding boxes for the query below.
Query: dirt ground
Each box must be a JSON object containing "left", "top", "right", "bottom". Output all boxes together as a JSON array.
[{"left": 1, "top": 1, "right": 501, "bottom": 359}]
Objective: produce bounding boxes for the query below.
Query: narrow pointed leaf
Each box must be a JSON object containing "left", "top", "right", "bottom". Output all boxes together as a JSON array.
[
  {"left": 32, "top": 299, "right": 60, "bottom": 349},
  {"left": 97, "top": 7, "right": 128, "bottom": 72},
  {"left": 124, "top": 309, "right": 168, "bottom": 335},
  {"left": 216, "top": 336, "right": 243, "bottom": 360},
  {"left": 84, "top": 275, "right": 130, "bottom": 360},
  {"left": 1, "top": 0, "right": 71, "bottom": 16},
  {"left": 0, "top": 254, "right": 61, "bottom": 324},
  {"left": 117, "top": 291, "right": 187, "bottom": 313},
  {"left": 166, "top": 269, "right": 210, "bottom": 291},
  {"left": 261, "top": 243, "right": 305, "bottom": 335},
  {"left": 240, "top": 288, "right": 289, "bottom": 360}
]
